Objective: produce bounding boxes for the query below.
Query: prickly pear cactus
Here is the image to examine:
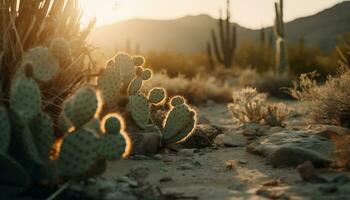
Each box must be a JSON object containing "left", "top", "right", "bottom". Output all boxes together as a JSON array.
[
  {"left": 10, "top": 66, "right": 41, "bottom": 124},
  {"left": 85, "top": 118, "right": 102, "bottom": 135},
  {"left": 16, "top": 126, "right": 43, "bottom": 165},
  {"left": 50, "top": 37, "right": 72, "bottom": 60},
  {"left": 162, "top": 96, "right": 196, "bottom": 145},
  {"left": 128, "top": 77, "right": 143, "bottom": 95},
  {"left": 163, "top": 111, "right": 196, "bottom": 145},
  {"left": 58, "top": 112, "right": 73, "bottom": 133},
  {"left": 63, "top": 87, "right": 99, "bottom": 128},
  {"left": 115, "top": 53, "right": 135, "bottom": 87},
  {"left": 97, "top": 63, "right": 122, "bottom": 105},
  {"left": 129, "top": 93, "right": 150, "bottom": 129},
  {"left": 29, "top": 112, "right": 54, "bottom": 162},
  {"left": 141, "top": 68, "right": 152, "bottom": 81},
  {"left": 148, "top": 88, "right": 166, "bottom": 105},
  {"left": 0, "top": 106, "right": 11, "bottom": 153},
  {"left": 23, "top": 47, "right": 59, "bottom": 82},
  {"left": 58, "top": 128, "right": 99, "bottom": 178},
  {"left": 133, "top": 56, "right": 145, "bottom": 67},
  {"left": 99, "top": 115, "right": 127, "bottom": 160}
]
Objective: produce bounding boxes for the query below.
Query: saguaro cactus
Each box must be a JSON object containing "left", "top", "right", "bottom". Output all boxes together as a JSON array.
[
  {"left": 207, "top": 0, "right": 237, "bottom": 68},
  {"left": 274, "top": 0, "right": 289, "bottom": 74}
]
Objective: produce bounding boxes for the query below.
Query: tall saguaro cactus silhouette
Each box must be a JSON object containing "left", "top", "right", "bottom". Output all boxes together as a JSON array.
[
  {"left": 207, "top": 0, "right": 237, "bottom": 69},
  {"left": 274, "top": 0, "right": 289, "bottom": 74}
]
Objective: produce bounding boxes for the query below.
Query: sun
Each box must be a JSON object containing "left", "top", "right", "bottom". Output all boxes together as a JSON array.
[{"left": 79, "top": 0, "right": 138, "bottom": 26}]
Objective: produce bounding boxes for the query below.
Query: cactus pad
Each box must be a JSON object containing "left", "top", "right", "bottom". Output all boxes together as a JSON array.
[
  {"left": 99, "top": 134, "right": 126, "bottom": 160},
  {"left": 0, "top": 106, "right": 11, "bottom": 153},
  {"left": 58, "top": 129, "right": 99, "bottom": 177},
  {"left": 141, "top": 68, "right": 153, "bottom": 80},
  {"left": 97, "top": 64, "right": 122, "bottom": 105},
  {"left": 29, "top": 113, "right": 54, "bottom": 162},
  {"left": 84, "top": 118, "right": 102, "bottom": 135},
  {"left": 63, "top": 87, "right": 99, "bottom": 128},
  {"left": 171, "top": 96, "right": 185, "bottom": 107},
  {"left": 102, "top": 115, "right": 122, "bottom": 134},
  {"left": 18, "top": 127, "right": 43, "bottom": 165},
  {"left": 163, "top": 111, "right": 196, "bottom": 145},
  {"left": 162, "top": 97, "right": 192, "bottom": 143},
  {"left": 133, "top": 56, "right": 145, "bottom": 66},
  {"left": 115, "top": 53, "right": 135, "bottom": 86},
  {"left": 23, "top": 47, "right": 59, "bottom": 82},
  {"left": 128, "top": 77, "right": 143, "bottom": 95},
  {"left": 129, "top": 93, "right": 150, "bottom": 129},
  {"left": 148, "top": 88, "right": 166, "bottom": 105},
  {"left": 10, "top": 75, "right": 41, "bottom": 124},
  {"left": 50, "top": 38, "right": 72, "bottom": 60}
]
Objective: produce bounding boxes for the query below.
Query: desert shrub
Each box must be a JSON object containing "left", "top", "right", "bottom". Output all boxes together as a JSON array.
[
  {"left": 255, "top": 72, "right": 294, "bottom": 99},
  {"left": 144, "top": 51, "right": 207, "bottom": 78},
  {"left": 228, "top": 87, "right": 291, "bottom": 126},
  {"left": 290, "top": 67, "right": 350, "bottom": 127},
  {"left": 142, "top": 72, "right": 233, "bottom": 105},
  {"left": 331, "top": 134, "right": 350, "bottom": 168}
]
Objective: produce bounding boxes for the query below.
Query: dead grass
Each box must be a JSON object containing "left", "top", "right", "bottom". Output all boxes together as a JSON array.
[{"left": 142, "top": 72, "right": 233, "bottom": 105}]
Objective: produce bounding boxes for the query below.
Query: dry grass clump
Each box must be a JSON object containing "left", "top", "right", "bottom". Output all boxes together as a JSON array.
[
  {"left": 0, "top": 0, "right": 95, "bottom": 116},
  {"left": 228, "top": 87, "right": 291, "bottom": 126},
  {"left": 255, "top": 72, "right": 294, "bottom": 99},
  {"left": 290, "top": 67, "right": 350, "bottom": 127},
  {"left": 142, "top": 72, "right": 233, "bottom": 105},
  {"left": 331, "top": 134, "right": 350, "bottom": 168}
]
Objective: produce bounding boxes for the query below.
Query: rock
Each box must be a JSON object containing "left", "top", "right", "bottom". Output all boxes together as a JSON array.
[
  {"left": 331, "top": 174, "right": 350, "bottom": 185},
  {"left": 153, "top": 154, "right": 163, "bottom": 160},
  {"left": 319, "top": 184, "right": 338, "bottom": 194},
  {"left": 131, "top": 155, "right": 149, "bottom": 160},
  {"left": 316, "top": 125, "right": 350, "bottom": 139},
  {"left": 130, "top": 132, "right": 161, "bottom": 155},
  {"left": 246, "top": 130, "right": 333, "bottom": 163},
  {"left": 255, "top": 187, "right": 290, "bottom": 199},
  {"left": 180, "top": 124, "right": 222, "bottom": 148},
  {"left": 242, "top": 123, "right": 270, "bottom": 138},
  {"left": 127, "top": 166, "right": 150, "bottom": 183},
  {"left": 268, "top": 146, "right": 331, "bottom": 168},
  {"left": 178, "top": 149, "right": 196, "bottom": 157},
  {"left": 297, "top": 161, "right": 328, "bottom": 183},
  {"left": 104, "top": 191, "right": 137, "bottom": 200},
  {"left": 214, "top": 131, "right": 246, "bottom": 147}
]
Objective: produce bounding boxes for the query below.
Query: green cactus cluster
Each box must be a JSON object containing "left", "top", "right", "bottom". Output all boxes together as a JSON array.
[
  {"left": 97, "top": 53, "right": 197, "bottom": 147},
  {"left": 0, "top": 40, "right": 129, "bottom": 198},
  {"left": 274, "top": 0, "right": 289, "bottom": 74}
]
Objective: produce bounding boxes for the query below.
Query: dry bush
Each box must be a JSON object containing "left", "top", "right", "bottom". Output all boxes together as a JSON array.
[
  {"left": 255, "top": 72, "right": 294, "bottom": 99},
  {"left": 331, "top": 134, "right": 350, "bottom": 168},
  {"left": 142, "top": 72, "right": 233, "bottom": 105},
  {"left": 228, "top": 87, "right": 291, "bottom": 126},
  {"left": 290, "top": 67, "right": 350, "bottom": 127},
  {"left": 0, "top": 0, "right": 95, "bottom": 118}
]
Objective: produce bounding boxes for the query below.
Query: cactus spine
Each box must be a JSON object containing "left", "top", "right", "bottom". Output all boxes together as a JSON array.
[
  {"left": 274, "top": 0, "right": 289, "bottom": 75},
  {"left": 207, "top": 0, "right": 237, "bottom": 68}
]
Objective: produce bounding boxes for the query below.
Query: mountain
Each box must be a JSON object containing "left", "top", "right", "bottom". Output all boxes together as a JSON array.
[{"left": 88, "top": 1, "right": 350, "bottom": 56}]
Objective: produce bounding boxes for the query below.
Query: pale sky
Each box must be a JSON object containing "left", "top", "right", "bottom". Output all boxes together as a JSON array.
[{"left": 80, "top": 0, "right": 345, "bottom": 29}]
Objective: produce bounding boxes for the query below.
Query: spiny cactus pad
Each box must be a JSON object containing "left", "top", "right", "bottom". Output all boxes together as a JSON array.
[
  {"left": 0, "top": 106, "right": 11, "bottom": 153},
  {"left": 63, "top": 87, "right": 99, "bottom": 128},
  {"left": 128, "top": 77, "right": 143, "bottom": 95},
  {"left": 133, "top": 56, "right": 145, "bottom": 66},
  {"left": 141, "top": 68, "right": 153, "bottom": 80},
  {"left": 18, "top": 127, "right": 43, "bottom": 165},
  {"left": 84, "top": 118, "right": 102, "bottom": 135},
  {"left": 162, "top": 98, "right": 192, "bottom": 143},
  {"left": 58, "top": 129, "right": 99, "bottom": 177},
  {"left": 97, "top": 64, "right": 122, "bottom": 105},
  {"left": 99, "top": 134, "right": 126, "bottom": 160},
  {"left": 103, "top": 115, "right": 122, "bottom": 134},
  {"left": 50, "top": 38, "right": 72, "bottom": 60},
  {"left": 29, "top": 113, "right": 54, "bottom": 162},
  {"left": 23, "top": 47, "right": 59, "bottom": 82},
  {"left": 148, "top": 88, "right": 166, "bottom": 105},
  {"left": 129, "top": 93, "right": 150, "bottom": 129},
  {"left": 164, "top": 111, "right": 196, "bottom": 145},
  {"left": 10, "top": 76, "right": 41, "bottom": 124},
  {"left": 115, "top": 53, "right": 135, "bottom": 86}
]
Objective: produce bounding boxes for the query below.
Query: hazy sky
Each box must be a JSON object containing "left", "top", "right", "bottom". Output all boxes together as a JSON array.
[{"left": 80, "top": 0, "right": 345, "bottom": 29}]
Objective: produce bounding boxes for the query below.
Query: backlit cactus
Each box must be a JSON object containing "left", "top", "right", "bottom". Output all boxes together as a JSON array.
[
  {"left": 129, "top": 93, "right": 150, "bottom": 129},
  {"left": 50, "top": 37, "right": 72, "bottom": 60},
  {"left": 97, "top": 62, "right": 122, "bottom": 105},
  {"left": 148, "top": 88, "right": 166, "bottom": 105},
  {"left": 22, "top": 47, "right": 59, "bottom": 82},
  {"left": 58, "top": 128, "right": 100, "bottom": 178},
  {"left": 10, "top": 64, "right": 41, "bottom": 124},
  {"left": 63, "top": 87, "right": 100, "bottom": 128},
  {"left": 274, "top": 0, "right": 289, "bottom": 74},
  {"left": 133, "top": 55, "right": 145, "bottom": 66},
  {"left": 99, "top": 114, "right": 127, "bottom": 160},
  {"left": 115, "top": 53, "right": 136, "bottom": 87},
  {"left": 162, "top": 96, "right": 197, "bottom": 145}
]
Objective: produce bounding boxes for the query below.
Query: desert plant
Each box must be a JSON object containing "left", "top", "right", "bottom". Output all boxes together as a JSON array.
[
  {"left": 207, "top": 0, "right": 237, "bottom": 68},
  {"left": 274, "top": 0, "right": 289, "bottom": 74},
  {"left": 228, "top": 87, "right": 291, "bottom": 126},
  {"left": 290, "top": 67, "right": 350, "bottom": 127}
]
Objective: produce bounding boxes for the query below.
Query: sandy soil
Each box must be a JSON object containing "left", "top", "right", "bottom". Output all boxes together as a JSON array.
[{"left": 103, "top": 103, "right": 349, "bottom": 200}]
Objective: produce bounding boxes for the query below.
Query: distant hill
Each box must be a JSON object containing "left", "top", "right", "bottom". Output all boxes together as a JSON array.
[{"left": 88, "top": 1, "right": 350, "bottom": 56}]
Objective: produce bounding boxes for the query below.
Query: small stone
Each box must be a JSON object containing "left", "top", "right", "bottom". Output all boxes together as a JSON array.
[
  {"left": 178, "top": 149, "right": 196, "bottom": 157},
  {"left": 332, "top": 174, "right": 350, "bottom": 184},
  {"left": 297, "top": 161, "right": 328, "bottom": 183},
  {"left": 238, "top": 160, "right": 248, "bottom": 164},
  {"left": 131, "top": 155, "right": 149, "bottom": 160},
  {"left": 159, "top": 176, "right": 173, "bottom": 182},
  {"left": 153, "top": 154, "right": 162, "bottom": 160}
]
